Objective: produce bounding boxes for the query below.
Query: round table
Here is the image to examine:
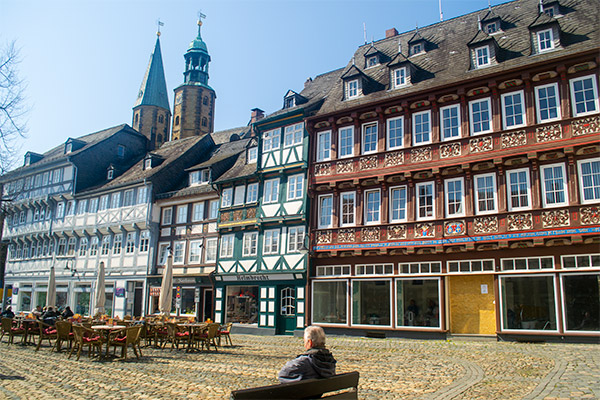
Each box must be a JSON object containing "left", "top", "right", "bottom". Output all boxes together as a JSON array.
[{"left": 91, "top": 325, "right": 127, "bottom": 358}]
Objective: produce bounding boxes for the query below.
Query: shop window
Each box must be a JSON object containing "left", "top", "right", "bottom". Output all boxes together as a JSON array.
[
  {"left": 500, "top": 275, "right": 557, "bottom": 331},
  {"left": 226, "top": 286, "right": 258, "bottom": 324},
  {"left": 312, "top": 280, "right": 347, "bottom": 324},
  {"left": 562, "top": 273, "right": 600, "bottom": 332},
  {"left": 176, "top": 288, "right": 196, "bottom": 315},
  {"left": 36, "top": 289, "right": 47, "bottom": 309},
  {"left": 20, "top": 290, "right": 32, "bottom": 312},
  {"left": 396, "top": 278, "right": 441, "bottom": 328},
  {"left": 75, "top": 288, "right": 91, "bottom": 316},
  {"left": 281, "top": 288, "right": 296, "bottom": 316},
  {"left": 352, "top": 280, "right": 391, "bottom": 326}
]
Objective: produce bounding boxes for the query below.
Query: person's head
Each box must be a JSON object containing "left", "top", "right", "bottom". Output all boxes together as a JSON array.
[
  {"left": 36, "top": 306, "right": 42, "bottom": 311},
  {"left": 65, "top": 306, "right": 71, "bottom": 311},
  {"left": 303, "top": 326, "right": 326, "bottom": 350}
]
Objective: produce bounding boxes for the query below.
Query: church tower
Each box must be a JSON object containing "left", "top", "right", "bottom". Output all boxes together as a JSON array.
[
  {"left": 133, "top": 32, "right": 171, "bottom": 150},
  {"left": 171, "top": 14, "right": 216, "bottom": 140}
]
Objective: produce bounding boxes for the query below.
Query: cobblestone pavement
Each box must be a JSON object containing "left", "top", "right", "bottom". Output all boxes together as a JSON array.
[{"left": 0, "top": 334, "right": 598, "bottom": 399}]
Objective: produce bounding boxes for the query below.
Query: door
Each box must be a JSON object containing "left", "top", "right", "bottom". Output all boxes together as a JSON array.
[
  {"left": 448, "top": 275, "right": 496, "bottom": 335},
  {"left": 133, "top": 287, "right": 143, "bottom": 317},
  {"left": 276, "top": 286, "right": 296, "bottom": 335},
  {"left": 202, "top": 288, "right": 213, "bottom": 322}
]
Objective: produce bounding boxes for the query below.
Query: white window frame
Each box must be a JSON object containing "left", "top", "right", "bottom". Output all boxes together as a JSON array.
[
  {"left": 247, "top": 147, "right": 258, "bottom": 164},
  {"left": 537, "top": 28, "right": 554, "bottom": 52},
  {"left": 507, "top": 168, "right": 532, "bottom": 212},
  {"left": 318, "top": 194, "right": 333, "bottom": 229},
  {"left": 242, "top": 232, "right": 258, "bottom": 257},
  {"left": 577, "top": 159, "right": 600, "bottom": 204},
  {"left": 234, "top": 185, "right": 246, "bottom": 206},
  {"left": 340, "top": 192, "right": 356, "bottom": 227},
  {"left": 79, "top": 238, "right": 88, "bottom": 256},
  {"left": 157, "top": 243, "right": 170, "bottom": 266},
  {"left": 569, "top": 74, "right": 599, "bottom": 117},
  {"left": 475, "top": 45, "right": 490, "bottom": 68},
  {"left": 501, "top": 90, "right": 526, "bottom": 129},
  {"left": 209, "top": 200, "right": 219, "bottom": 219},
  {"left": 416, "top": 181, "right": 435, "bottom": 221},
  {"left": 389, "top": 185, "right": 408, "bottom": 223},
  {"left": 362, "top": 122, "right": 378, "bottom": 154},
  {"left": 123, "top": 189, "right": 135, "bottom": 207},
  {"left": 125, "top": 232, "right": 136, "bottom": 253},
  {"left": 139, "top": 230, "right": 150, "bottom": 252},
  {"left": 386, "top": 116, "right": 404, "bottom": 150},
  {"left": 220, "top": 235, "right": 234, "bottom": 258},
  {"left": 440, "top": 104, "right": 461, "bottom": 141},
  {"left": 221, "top": 188, "right": 233, "bottom": 208},
  {"left": 287, "top": 174, "right": 304, "bottom": 201},
  {"left": 474, "top": 173, "right": 498, "bottom": 215},
  {"left": 263, "top": 229, "right": 280, "bottom": 255},
  {"left": 540, "top": 163, "right": 569, "bottom": 208},
  {"left": 284, "top": 123, "right": 304, "bottom": 147},
  {"left": 412, "top": 110, "right": 431, "bottom": 145},
  {"left": 469, "top": 97, "right": 493, "bottom": 135},
  {"left": 205, "top": 238, "right": 218, "bottom": 263},
  {"left": 364, "top": 189, "right": 381, "bottom": 225},
  {"left": 192, "top": 202, "right": 205, "bottom": 222},
  {"left": 176, "top": 205, "right": 188, "bottom": 224},
  {"left": 173, "top": 241, "right": 186, "bottom": 265},
  {"left": 264, "top": 178, "right": 280, "bottom": 204},
  {"left": 535, "top": 83, "right": 561, "bottom": 123},
  {"left": 316, "top": 131, "right": 331, "bottom": 162},
  {"left": 346, "top": 79, "right": 359, "bottom": 99},
  {"left": 391, "top": 67, "right": 407, "bottom": 89},
  {"left": 246, "top": 183, "right": 259, "bottom": 203},
  {"left": 338, "top": 126, "right": 354, "bottom": 158},
  {"left": 113, "top": 234, "right": 122, "bottom": 255},
  {"left": 288, "top": 226, "right": 305, "bottom": 253},
  {"left": 188, "top": 240, "right": 204, "bottom": 264},
  {"left": 263, "top": 128, "right": 281, "bottom": 152},
  {"left": 351, "top": 278, "right": 393, "bottom": 328},
  {"left": 162, "top": 207, "right": 173, "bottom": 225},
  {"left": 445, "top": 177, "right": 465, "bottom": 217}
]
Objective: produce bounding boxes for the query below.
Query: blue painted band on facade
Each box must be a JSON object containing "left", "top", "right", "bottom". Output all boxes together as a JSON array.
[{"left": 314, "top": 226, "right": 600, "bottom": 251}]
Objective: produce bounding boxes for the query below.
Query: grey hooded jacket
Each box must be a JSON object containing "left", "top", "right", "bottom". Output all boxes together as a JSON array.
[{"left": 277, "top": 347, "right": 337, "bottom": 383}]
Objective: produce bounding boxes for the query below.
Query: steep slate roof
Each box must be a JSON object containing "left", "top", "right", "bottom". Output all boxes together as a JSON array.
[
  {"left": 133, "top": 37, "right": 170, "bottom": 110},
  {"left": 1, "top": 124, "right": 144, "bottom": 180},
  {"left": 316, "top": 0, "right": 599, "bottom": 116},
  {"left": 210, "top": 126, "right": 252, "bottom": 145},
  {"left": 213, "top": 139, "right": 257, "bottom": 184}
]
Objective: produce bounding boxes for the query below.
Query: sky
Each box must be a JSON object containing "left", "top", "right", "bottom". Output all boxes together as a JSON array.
[{"left": 1, "top": 0, "right": 503, "bottom": 170}]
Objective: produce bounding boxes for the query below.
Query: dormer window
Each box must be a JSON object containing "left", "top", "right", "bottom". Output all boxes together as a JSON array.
[
  {"left": 24, "top": 154, "right": 31, "bottom": 166},
  {"left": 391, "top": 67, "right": 407, "bottom": 89},
  {"left": 538, "top": 29, "right": 554, "bottom": 52},
  {"left": 410, "top": 43, "right": 423, "bottom": 56},
  {"left": 107, "top": 168, "right": 114, "bottom": 180},
  {"left": 247, "top": 147, "right": 258, "bottom": 163},
  {"left": 346, "top": 79, "right": 359, "bottom": 99},
  {"left": 485, "top": 22, "right": 498, "bottom": 34},
  {"left": 284, "top": 97, "right": 295, "bottom": 109},
  {"left": 117, "top": 145, "right": 125, "bottom": 158},
  {"left": 189, "top": 169, "right": 210, "bottom": 185},
  {"left": 65, "top": 143, "right": 73, "bottom": 154},
  {"left": 543, "top": 4, "right": 560, "bottom": 17},
  {"left": 475, "top": 45, "right": 490, "bottom": 68},
  {"left": 144, "top": 158, "right": 152, "bottom": 170},
  {"left": 366, "top": 55, "right": 378, "bottom": 68}
]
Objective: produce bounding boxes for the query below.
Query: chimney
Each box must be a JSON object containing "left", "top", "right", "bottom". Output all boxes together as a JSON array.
[
  {"left": 250, "top": 108, "right": 265, "bottom": 124},
  {"left": 386, "top": 28, "right": 399, "bottom": 38},
  {"left": 304, "top": 77, "right": 313, "bottom": 88}
]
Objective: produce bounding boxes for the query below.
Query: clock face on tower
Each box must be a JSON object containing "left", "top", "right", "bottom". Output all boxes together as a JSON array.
[{"left": 175, "top": 93, "right": 183, "bottom": 105}]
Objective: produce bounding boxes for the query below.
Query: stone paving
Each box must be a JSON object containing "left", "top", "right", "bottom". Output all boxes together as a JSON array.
[{"left": 0, "top": 334, "right": 598, "bottom": 399}]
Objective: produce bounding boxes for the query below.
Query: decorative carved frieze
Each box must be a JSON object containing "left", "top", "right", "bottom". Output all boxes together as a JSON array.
[
  {"left": 336, "top": 159, "right": 354, "bottom": 174},
  {"left": 384, "top": 151, "right": 404, "bottom": 167},
  {"left": 542, "top": 209, "right": 570, "bottom": 228},
  {"left": 387, "top": 225, "right": 407, "bottom": 240},
  {"left": 473, "top": 216, "right": 498, "bottom": 234},
  {"left": 316, "top": 231, "right": 332, "bottom": 244},
  {"left": 580, "top": 206, "right": 599, "bottom": 225},
  {"left": 507, "top": 213, "right": 533, "bottom": 231},
  {"left": 359, "top": 156, "right": 378, "bottom": 170},
  {"left": 536, "top": 124, "right": 562, "bottom": 142},
  {"left": 233, "top": 210, "right": 243, "bottom": 221},
  {"left": 411, "top": 147, "right": 432, "bottom": 163},
  {"left": 444, "top": 220, "right": 466, "bottom": 236},
  {"left": 337, "top": 228, "right": 356, "bottom": 243},
  {"left": 220, "top": 212, "right": 231, "bottom": 223},
  {"left": 501, "top": 130, "right": 527, "bottom": 148},
  {"left": 246, "top": 208, "right": 256, "bottom": 219},
  {"left": 415, "top": 223, "right": 435, "bottom": 238},
  {"left": 362, "top": 227, "right": 380, "bottom": 242},
  {"left": 440, "top": 143, "right": 461, "bottom": 159},
  {"left": 469, "top": 136, "right": 493, "bottom": 153},
  {"left": 314, "top": 163, "right": 331, "bottom": 176},
  {"left": 571, "top": 115, "right": 600, "bottom": 136}
]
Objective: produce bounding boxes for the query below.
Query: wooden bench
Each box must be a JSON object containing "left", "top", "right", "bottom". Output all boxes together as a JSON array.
[{"left": 230, "top": 371, "right": 359, "bottom": 399}]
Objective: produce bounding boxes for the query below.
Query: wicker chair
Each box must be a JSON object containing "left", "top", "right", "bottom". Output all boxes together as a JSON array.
[
  {"left": 69, "top": 325, "right": 103, "bottom": 361},
  {"left": 217, "top": 322, "right": 233, "bottom": 346},
  {"left": 196, "top": 323, "right": 220, "bottom": 351},
  {"left": 108, "top": 325, "right": 143, "bottom": 360},
  {"left": 35, "top": 320, "right": 58, "bottom": 351},
  {"left": 1, "top": 317, "right": 25, "bottom": 344},
  {"left": 52, "top": 320, "right": 74, "bottom": 352},
  {"left": 162, "top": 322, "right": 189, "bottom": 350}
]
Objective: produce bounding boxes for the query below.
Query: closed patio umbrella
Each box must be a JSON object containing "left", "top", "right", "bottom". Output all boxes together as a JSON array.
[
  {"left": 159, "top": 253, "right": 174, "bottom": 316},
  {"left": 46, "top": 266, "right": 56, "bottom": 308},
  {"left": 94, "top": 261, "right": 106, "bottom": 315}
]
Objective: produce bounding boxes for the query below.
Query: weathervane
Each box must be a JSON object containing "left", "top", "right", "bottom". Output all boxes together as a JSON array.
[
  {"left": 156, "top": 18, "right": 164, "bottom": 36},
  {"left": 197, "top": 10, "right": 206, "bottom": 36}
]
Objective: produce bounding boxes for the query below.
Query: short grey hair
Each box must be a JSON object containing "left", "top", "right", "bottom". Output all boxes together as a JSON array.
[{"left": 304, "top": 325, "right": 326, "bottom": 347}]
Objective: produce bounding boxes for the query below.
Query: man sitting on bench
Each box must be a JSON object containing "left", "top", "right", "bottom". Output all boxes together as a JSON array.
[{"left": 278, "top": 326, "right": 337, "bottom": 383}]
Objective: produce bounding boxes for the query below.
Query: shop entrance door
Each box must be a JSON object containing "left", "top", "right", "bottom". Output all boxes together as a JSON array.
[
  {"left": 448, "top": 275, "right": 496, "bottom": 335},
  {"left": 276, "top": 286, "right": 296, "bottom": 335},
  {"left": 202, "top": 289, "right": 213, "bottom": 321}
]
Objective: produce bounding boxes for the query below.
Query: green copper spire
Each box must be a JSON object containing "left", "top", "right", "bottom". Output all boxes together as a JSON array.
[
  {"left": 134, "top": 35, "right": 170, "bottom": 110},
  {"left": 183, "top": 13, "right": 211, "bottom": 86}
]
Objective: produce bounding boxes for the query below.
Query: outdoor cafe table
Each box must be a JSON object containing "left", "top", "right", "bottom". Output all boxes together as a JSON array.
[
  {"left": 91, "top": 325, "right": 126, "bottom": 359},
  {"left": 177, "top": 323, "right": 207, "bottom": 352},
  {"left": 18, "top": 319, "right": 39, "bottom": 346}
]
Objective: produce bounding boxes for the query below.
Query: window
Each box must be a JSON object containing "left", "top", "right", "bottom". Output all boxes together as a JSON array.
[
  {"left": 284, "top": 96, "right": 295, "bottom": 108},
  {"left": 287, "top": 174, "right": 304, "bottom": 200},
  {"left": 469, "top": 98, "right": 492, "bottom": 135},
  {"left": 562, "top": 273, "right": 600, "bottom": 332},
  {"left": 110, "top": 192, "right": 120, "bottom": 209},
  {"left": 570, "top": 75, "right": 599, "bottom": 117},
  {"left": 416, "top": 182, "right": 435, "bottom": 220},
  {"left": 113, "top": 234, "right": 122, "bottom": 255},
  {"left": 157, "top": 243, "right": 169, "bottom": 265},
  {"left": 410, "top": 43, "right": 423, "bottom": 55},
  {"left": 162, "top": 207, "right": 173, "bottom": 225},
  {"left": 537, "top": 29, "right": 554, "bottom": 52},
  {"left": 445, "top": 177, "right": 465, "bottom": 217},
  {"left": 173, "top": 241, "right": 185, "bottom": 264},
  {"left": 412, "top": 111, "right": 431, "bottom": 145},
  {"left": 284, "top": 123, "right": 304, "bottom": 147},
  {"left": 475, "top": 46, "right": 490, "bottom": 68},
  {"left": 139, "top": 231, "right": 149, "bottom": 252},
  {"left": 317, "top": 131, "right": 331, "bottom": 162},
  {"left": 535, "top": 83, "right": 561, "bottom": 123},
  {"left": 144, "top": 158, "right": 152, "bottom": 170},
  {"left": 390, "top": 186, "right": 407, "bottom": 222},
  {"left": 107, "top": 169, "right": 114, "bottom": 180},
  {"left": 346, "top": 79, "right": 359, "bottom": 99},
  {"left": 117, "top": 145, "right": 125, "bottom": 158},
  {"left": 89, "top": 198, "right": 98, "bottom": 213},
  {"left": 502, "top": 91, "right": 526, "bottom": 129},
  {"left": 362, "top": 123, "right": 378, "bottom": 154},
  {"left": 189, "top": 171, "right": 201, "bottom": 185},
  {"left": 366, "top": 55, "right": 378, "bottom": 68},
  {"left": 246, "top": 183, "right": 258, "bottom": 203},
  {"left": 56, "top": 202, "right": 65, "bottom": 218},
  {"left": 288, "top": 226, "right": 305, "bottom": 253},
  {"left": 123, "top": 190, "right": 134, "bottom": 207},
  {"left": 66, "top": 200, "right": 75, "bottom": 215},
  {"left": 352, "top": 280, "right": 391, "bottom": 326},
  {"left": 221, "top": 188, "right": 233, "bottom": 208},
  {"left": 578, "top": 159, "right": 600, "bottom": 204},
  {"left": 391, "top": 67, "right": 407, "bottom": 89},
  {"left": 364, "top": 189, "right": 381, "bottom": 224},
  {"left": 220, "top": 235, "right": 234, "bottom": 258},
  {"left": 312, "top": 280, "right": 347, "bottom": 324},
  {"left": 192, "top": 202, "right": 205, "bottom": 222},
  {"left": 263, "top": 178, "right": 279, "bottom": 203},
  {"left": 562, "top": 254, "right": 600, "bottom": 269},
  {"left": 101, "top": 236, "right": 110, "bottom": 255},
  {"left": 338, "top": 126, "right": 354, "bottom": 158},
  {"left": 79, "top": 238, "right": 88, "bottom": 256},
  {"left": 263, "top": 229, "right": 280, "bottom": 255},
  {"left": 399, "top": 262, "right": 442, "bottom": 274},
  {"left": 247, "top": 147, "right": 258, "bottom": 163},
  {"left": 234, "top": 185, "right": 246, "bottom": 206},
  {"left": 499, "top": 275, "right": 557, "bottom": 331},
  {"left": 176, "top": 205, "right": 187, "bottom": 224},
  {"left": 202, "top": 117, "right": 207, "bottom": 127},
  {"left": 440, "top": 105, "right": 461, "bottom": 141},
  {"left": 474, "top": 173, "right": 498, "bottom": 214},
  {"left": 485, "top": 22, "right": 498, "bottom": 34},
  {"left": 507, "top": 168, "right": 532, "bottom": 211},
  {"left": 205, "top": 238, "right": 218, "bottom": 262},
  {"left": 189, "top": 240, "right": 203, "bottom": 263},
  {"left": 209, "top": 200, "right": 219, "bottom": 219},
  {"left": 448, "top": 259, "right": 495, "bottom": 273},
  {"left": 242, "top": 232, "right": 258, "bottom": 257},
  {"left": 318, "top": 194, "right": 333, "bottom": 229},
  {"left": 67, "top": 237, "right": 76, "bottom": 256},
  {"left": 89, "top": 237, "right": 98, "bottom": 256},
  {"left": 126, "top": 232, "right": 136, "bottom": 253},
  {"left": 356, "top": 264, "right": 394, "bottom": 275},
  {"left": 77, "top": 199, "right": 88, "bottom": 214},
  {"left": 387, "top": 117, "right": 404, "bottom": 150},
  {"left": 396, "top": 278, "right": 440, "bottom": 328},
  {"left": 340, "top": 192, "right": 355, "bottom": 227},
  {"left": 263, "top": 128, "right": 281, "bottom": 152},
  {"left": 540, "top": 163, "right": 568, "bottom": 207}
]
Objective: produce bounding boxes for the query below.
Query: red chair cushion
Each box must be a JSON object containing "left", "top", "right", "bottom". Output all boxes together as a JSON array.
[
  {"left": 83, "top": 336, "right": 101, "bottom": 343},
  {"left": 43, "top": 328, "right": 57, "bottom": 335},
  {"left": 219, "top": 331, "right": 230, "bottom": 334},
  {"left": 175, "top": 331, "right": 189, "bottom": 337},
  {"left": 68, "top": 332, "right": 75, "bottom": 337},
  {"left": 11, "top": 328, "right": 25, "bottom": 333},
  {"left": 157, "top": 329, "right": 167, "bottom": 334},
  {"left": 114, "top": 336, "right": 127, "bottom": 343}
]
